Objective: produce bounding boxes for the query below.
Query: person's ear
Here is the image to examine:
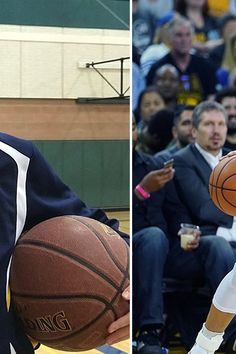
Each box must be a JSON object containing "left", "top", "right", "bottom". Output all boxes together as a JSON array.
[
  {"left": 172, "top": 126, "right": 177, "bottom": 139},
  {"left": 192, "top": 126, "right": 197, "bottom": 139}
]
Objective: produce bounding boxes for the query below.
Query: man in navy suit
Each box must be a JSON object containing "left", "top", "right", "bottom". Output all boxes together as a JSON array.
[{"left": 173, "top": 100, "right": 234, "bottom": 237}]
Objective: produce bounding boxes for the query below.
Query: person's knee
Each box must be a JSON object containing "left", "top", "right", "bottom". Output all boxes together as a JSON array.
[
  {"left": 231, "top": 263, "right": 236, "bottom": 286},
  {"left": 213, "top": 264, "right": 236, "bottom": 312},
  {"left": 200, "top": 235, "right": 232, "bottom": 255},
  {"left": 135, "top": 227, "right": 168, "bottom": 249}
]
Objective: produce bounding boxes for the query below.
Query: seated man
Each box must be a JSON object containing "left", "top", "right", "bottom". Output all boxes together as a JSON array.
[{"left": 132, "top": 116, "right": 236, "bottom": 352}]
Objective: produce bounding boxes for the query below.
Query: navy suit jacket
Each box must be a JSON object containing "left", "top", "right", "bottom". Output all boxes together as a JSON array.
[{"left": 173, "top": 144, "right": 233, "bottom": 235}]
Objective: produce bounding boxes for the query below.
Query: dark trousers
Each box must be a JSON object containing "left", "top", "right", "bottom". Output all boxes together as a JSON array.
[
  {"left": 165, "top": 235, "right": 236, "bottom": 294},
  {"left": 164, "top": 235, "right": 236, "bottom": 348},
  {"left": 133, "top": 231, "right": 236, "bottom": 345},
  {"left": 133, "top": 226, "right": 169, "bottom": 334}
]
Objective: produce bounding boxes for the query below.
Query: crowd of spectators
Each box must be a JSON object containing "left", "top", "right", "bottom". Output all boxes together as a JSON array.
[{"left": 132, "top": 1, "right": 236, "bottom": 354}]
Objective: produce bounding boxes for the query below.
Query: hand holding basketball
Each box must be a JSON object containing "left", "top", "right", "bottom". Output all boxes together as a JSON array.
[{"left": 106, "top": 285, "right": 130, "bottom": 345}]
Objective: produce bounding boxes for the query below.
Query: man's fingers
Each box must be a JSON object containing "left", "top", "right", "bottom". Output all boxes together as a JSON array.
[
  {"left": 108, "top": 313, "right": 129, "bottom": 334},
  {"left": 106, "top": 326, "right": 129, "bottom": 345}
]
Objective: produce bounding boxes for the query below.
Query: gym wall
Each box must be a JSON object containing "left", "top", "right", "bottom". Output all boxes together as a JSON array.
[{"left": 0, "top": 0, "right": 129, "bottom": 208}]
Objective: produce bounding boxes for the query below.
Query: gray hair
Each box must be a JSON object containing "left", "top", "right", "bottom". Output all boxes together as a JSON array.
[
  {"left": 167, "top": 15, "right": 194, "bottom": 37},
  {"left": 192, "top": 101, "right": 228, "bottom": 128}
]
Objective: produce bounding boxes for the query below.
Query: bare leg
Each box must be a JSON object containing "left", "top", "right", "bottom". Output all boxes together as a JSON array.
[
  {"left": 188, "top": 266, "right": 236, "bottom": 354},
  {"left": 205, "top": 304, "right": 235, "bottom": 333}
]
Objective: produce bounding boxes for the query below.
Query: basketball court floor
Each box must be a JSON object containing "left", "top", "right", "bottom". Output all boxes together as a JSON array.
[{"left": 38, "top": 211, "right": 130, "bottom": 354}]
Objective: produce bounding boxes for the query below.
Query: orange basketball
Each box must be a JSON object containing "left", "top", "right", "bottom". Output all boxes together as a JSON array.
[
  {"left": 209, "top": 155, "right": 236, "bottom": 216},
  {"left": 10, "top": 216, "right": 129, "bottom": 351}
]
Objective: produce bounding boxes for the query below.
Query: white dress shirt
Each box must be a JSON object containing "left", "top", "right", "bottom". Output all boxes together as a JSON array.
[{"left": 195, "top": 143, "right": 235, "bottom": 241}]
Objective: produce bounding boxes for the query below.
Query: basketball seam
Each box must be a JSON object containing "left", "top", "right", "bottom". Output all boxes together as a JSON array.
[
  {"left": 209, "top": 183, "right": 236, "bottom": 192},
  {"left": 213, "top": 157, "right": 235, "bottom": 211},
  {"left": 16, "top": 240, "right": 122, "bottom": 291},
  {"left": 68, "top": 216, "right": 128, "bottom": 275},
  {"left": 110, "top": 244, "right": 129, "bottom": 319},
  {"left": 38, "top": 274, "right": 128, "bottom": 344},
  {"left": 209, "top": 168, "right": 214, "bottom": 198},
  {"left": 11, "top": 291, "right": 115, "bottom": 306},
  {"left": 220, "top": 174, "right": 236, "bottom": 209},
  {"left": 30, "top": 273, "right": 128, "bottom": 344}
]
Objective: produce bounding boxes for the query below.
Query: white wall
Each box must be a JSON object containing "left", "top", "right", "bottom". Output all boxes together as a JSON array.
[{"left": 0, "top": 25, "right": 130, "bottom": 98}]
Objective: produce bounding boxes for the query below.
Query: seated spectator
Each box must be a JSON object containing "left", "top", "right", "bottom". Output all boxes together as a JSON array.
[
  {"left": 153, "top": 64, "right": 180, "bottom": 110},
  {"left": 147, "top": 16, "right": 217, "bottom": 104},
  {"left": 215, "top": 87, "right": 236, "bottom": 150},
  {"left": 209, "top": 14, "right": 236, "bottom": 70},
  {"left": 216, "top": 32, "right": 236, "bottom": 88},
  {"left": 133, "top": 87, "right": 165, "bottom": 128},
  {"left": 133, "top": 116, "right": 236, "bottom": 352},
  {"left": 138, "top": 109, "right": 174, "bottom": 154},
  {"left": 155, "top": 105, "right": 195, "bottom": 162},
  {"left": 174, "top": 0, "right": 220, "bottom": 55}
]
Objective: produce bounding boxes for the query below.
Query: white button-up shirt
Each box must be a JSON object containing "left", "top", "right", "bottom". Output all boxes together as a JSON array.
[{"left": 195, "top": 143, "right": 235, "bottom": 241}]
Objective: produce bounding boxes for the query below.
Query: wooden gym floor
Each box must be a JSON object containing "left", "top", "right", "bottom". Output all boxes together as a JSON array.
[{"left": 38, "top": 210, "right": 130, "bottom": 354}]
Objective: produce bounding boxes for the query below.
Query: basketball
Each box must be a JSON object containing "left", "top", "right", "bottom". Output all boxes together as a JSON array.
[
  {"left": 10, "top": 215, "right": 129, "bottom": 351},
  {"left": 209, "top": 155, "right": 236, "bottom": 216}
]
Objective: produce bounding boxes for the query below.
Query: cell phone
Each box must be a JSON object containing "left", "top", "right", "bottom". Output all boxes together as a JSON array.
[{"left": 163, "top": 158, "right": 174, "bottom": 169}]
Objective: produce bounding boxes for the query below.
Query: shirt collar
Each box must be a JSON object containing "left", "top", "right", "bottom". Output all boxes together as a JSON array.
[{"left": 195, "top": 143, "right": 222, "bottom": 169}]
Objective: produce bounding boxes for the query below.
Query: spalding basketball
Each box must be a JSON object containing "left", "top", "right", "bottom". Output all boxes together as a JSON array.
[
  {"left": 209, "top": 155, "right": 236, "bottom": 216},
  {"left": 10, "top": 216, "right": 129, "bottom": 351}
]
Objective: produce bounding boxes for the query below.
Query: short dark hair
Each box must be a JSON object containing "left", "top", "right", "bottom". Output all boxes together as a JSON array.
[
  {"left": 215, "top": 87, "right": 236, "bottom": 103},
  {"left": 148, "top": 109, "right": 174, "bottom": 137},
  {"left": 173, "top": 105, "right": 195, "bottom": 126},
  {"left": 192, "top": 101, "right": 227, "bottom": 128}
]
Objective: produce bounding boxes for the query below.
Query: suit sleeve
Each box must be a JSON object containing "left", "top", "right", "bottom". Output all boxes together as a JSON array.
[
  {"left": 25, "top": 143, "right": 129, "bottom": 243},
  {"left": 173, "top": 154, "right": 232, "bottom": 228},
  {"left": 163, "top": 180, "right": 192, "bottom": 237}
]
